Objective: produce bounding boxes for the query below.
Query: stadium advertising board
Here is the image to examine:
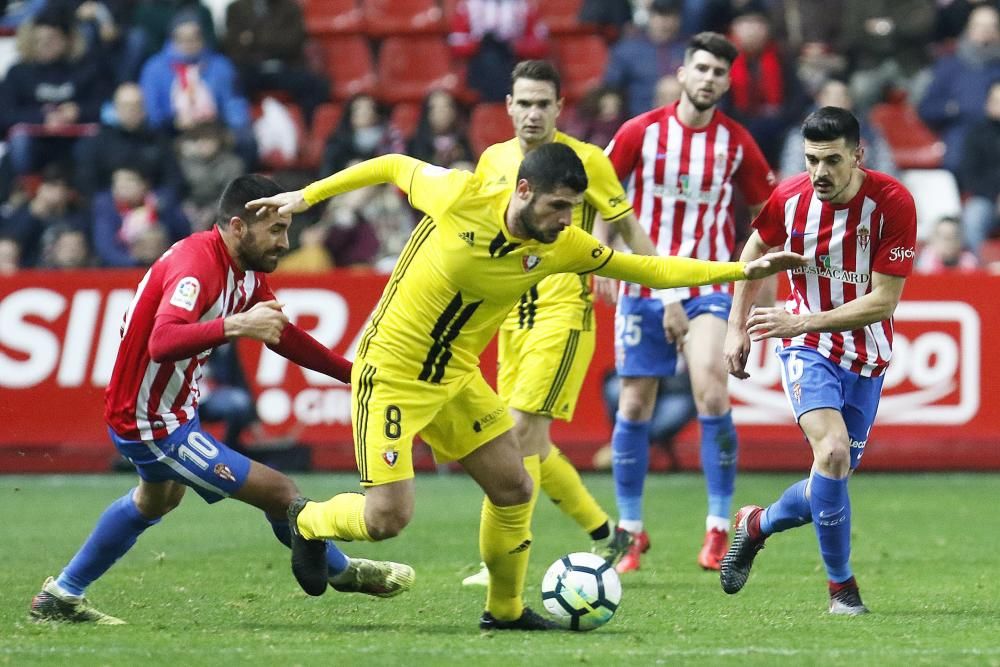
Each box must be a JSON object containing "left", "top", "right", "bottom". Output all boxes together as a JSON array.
[{"left": 1, "top": 271, "right": 996, "bottom": 471}]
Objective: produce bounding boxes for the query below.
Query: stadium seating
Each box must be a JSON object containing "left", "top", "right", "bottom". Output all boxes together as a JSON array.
[
  {"left": 535, "top": 0, "right": 585, "bottom": 34},
  {"left": 251, "top": 100, "right": 308, "bottom": 171},
  {"left": 302, "top": 0, "right": 364, "bottom": 36},
  {"left": 304, "top": 102, "right": 344, "bottom": 170},
  {"left": 390, "top": 101, "right": 423, "bottom": 141},
  {"left": 553, "top": 35, "right": 608, "bottom": 102},
  {"left": 899, "top": 169, "right": 963, "bottom": 242},
  {"left": 376, "top": 37, "right": 459, "bottom": 104},
  {"left": 870, "top": 98, "right": 946, "bottom": 170},
  {"left": 363, "top": 0, "right": 446, "bottom": 37},
  {"left": 469, "top": 103, "right": 512, "bottom": 156},
  {"left": 319, "top": 35, "right": 377, "bottom": 100}
]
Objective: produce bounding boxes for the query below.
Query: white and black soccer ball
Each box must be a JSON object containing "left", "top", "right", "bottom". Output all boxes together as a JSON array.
[{"left": 541, "top": 552, "right": 622, "bottom": 631}]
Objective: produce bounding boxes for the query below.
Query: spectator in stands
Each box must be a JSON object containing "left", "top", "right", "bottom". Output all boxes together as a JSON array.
[
  {"left": 52, "top": 0, "right": 130, "bottom": 77},
  {"left": 0, "top": 235, "right": 21, "bottom": 274},
  {"left": 176, "top": 121, "right": 244, "bottom": 231},
  {"left": 603, "top": 0, "right": 687, "bottom": 116},
  {"left": 563, "top": 86, "right": 627, "bottom": 149},
  {"left": 768, "top": 0, "right": 846, "bottom": 96},
  {"left": 320, "top": 94, "right": 404, "bottom": 177},
  {"left": 916, "top": 216, "right": 979, "bottom": 273},
  {"left": 1, "top": 9, "right": 105, "bottom": 176},
  {"left": 407, "top": 90, "right": 474, "bottom": 167},
  {"left": 654, "top": 73, "right": 683, "bottom": 107},
  {"left": 91, "top": 165, "right": 189, "bottom": 267},
  {"left": 840, "top": 0, "right": 936, "bottom": 111},
  {"left": 724, "top": 3, "right": 801, "bottom": 165},
  {"left": 779, "top": 78, "right": 896, "bottom": 178},
  {"left": 75, "top": 82, "right": 181, "bottom": 196},
  {"left": 578, "top": 0, "right": 633, "bottom": 39},
  {"left": 448, "top": 0, "right": 549, "bottom": 102},
  {"left": 223, "top": 0, "right": 329, "bottom": 124},
  {"left": 958, "top": 79, "right": 1000, "bottom": 257},
  {"left": 1, "top": 163, "right": 87, "bottom": 267},
  {"left": 139, "top": 11, "right": 256, "bottom": 166},
  {"left": 919, "top": 5, "right": 1000, "bottom": 174},
  {"left": 124, "top": 0, "right": 216, "bottom": 79},
  {"left": 38, "top": 222, "right": 93, "bottom": 268},
  {"left": 933, "top": 0, "right": 1000, "bottom": 43}
]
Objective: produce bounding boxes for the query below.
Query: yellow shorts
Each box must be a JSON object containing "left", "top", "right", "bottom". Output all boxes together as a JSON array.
[
  {"left": 351, "top": 360, "right": 515, "bottom": 486},
  {"left": 497, "top": 325, "right": 596, "bottom": 421}
]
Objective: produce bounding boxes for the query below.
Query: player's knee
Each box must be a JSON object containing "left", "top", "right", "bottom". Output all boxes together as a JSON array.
[
  {"left": 813, "top": 436, "right": 851, "bottom": 476},
  {"left": 694, "top": 386, "right": 729, "bottom": 416},
  {"left": 364, "top": 505, "right": 412, "bottom": 540},
  {"left": 488, "top": 471, "right": 533, "bottom": 507},
  {"left": 618, "top": 393, "right": 652, "bottom": 421}
]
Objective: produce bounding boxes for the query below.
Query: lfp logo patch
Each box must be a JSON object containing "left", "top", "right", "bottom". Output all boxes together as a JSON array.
[{"left": 169, "top": 277, "right": 200, "bottom": 311}]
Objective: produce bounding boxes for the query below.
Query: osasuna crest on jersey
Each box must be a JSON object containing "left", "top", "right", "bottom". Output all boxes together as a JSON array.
[
  {"left": 383, "top": 450, "right": 399, "bottom": 467},
  {"left": 522, "top": 254, "right": 541, "bottom": 271}
]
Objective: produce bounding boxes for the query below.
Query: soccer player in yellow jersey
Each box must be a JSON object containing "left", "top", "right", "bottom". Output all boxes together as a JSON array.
[
  {"left": 247, "top": 143, "right": 804, "bottom": 630},
  {"left": 460, "top": 61, "right": 657, "bottom": 588}
]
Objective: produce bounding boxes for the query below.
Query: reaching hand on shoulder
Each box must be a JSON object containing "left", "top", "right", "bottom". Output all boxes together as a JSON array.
[{"left": 225, "top": 300, "right": 289, "bottom": 345}]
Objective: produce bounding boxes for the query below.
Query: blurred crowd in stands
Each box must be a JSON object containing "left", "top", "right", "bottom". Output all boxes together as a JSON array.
[{"left": 2, "top": 0, "right": 1000, "bottom": 277}]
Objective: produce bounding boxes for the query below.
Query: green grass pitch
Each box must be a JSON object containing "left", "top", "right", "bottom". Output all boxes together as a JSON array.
[{"left": 2, "top": 472, "right": 999, "bottom": 666}]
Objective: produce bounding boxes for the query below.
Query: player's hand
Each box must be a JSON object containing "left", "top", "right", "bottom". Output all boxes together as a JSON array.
[
  {"left": 724, "top": 323, "right": 752, "bottom": 379},
  {"left": 662, "top": 301, "right": 689, "bottom": 354},
  {"left": 592, "top": 275, "right": 618, "bottom": 305},
  {"left": 225, "top": 300, "right": 289, "bottom": 345},
  {"left": 746, "top": 306, "right": 804, "bottom": 342},
  {"left": 743, "top": 251, "right": 807, "bottom": 280},
  {"left": 246, "top": 190, "right": 310, "bottom": 217}
]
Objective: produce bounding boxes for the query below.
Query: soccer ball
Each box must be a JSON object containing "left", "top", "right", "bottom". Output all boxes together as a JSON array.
[{"left": 540, "top": 552, "right": 622, "bottom": 631}]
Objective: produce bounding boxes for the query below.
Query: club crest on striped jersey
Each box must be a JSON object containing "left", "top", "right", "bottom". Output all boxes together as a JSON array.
[
  {"left": 522, "top": 254, "right": 541, "bottom": 271},
  {"left": 169, "top": 276, "right": 200, "bottom": 311},
  {"left": 383, "top": 449, "right": 399, "bottom": 467},
  {"left": 856, "top": 224, "right": 870, "bottom": 252}
]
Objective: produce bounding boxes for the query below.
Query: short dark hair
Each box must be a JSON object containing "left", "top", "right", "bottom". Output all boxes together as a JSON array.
[
  {"left": 217, "top": 175, "right": 283, "bottom": 227},
  {"left": 516, "top": 143, "right": 588, "bottom": 194},
  {"left": 685, "top": 32, "right": 739, "bottom": 66},
  {"left": 801, "top": 106, "right": 861, "bottom": 148},
  {"left": 511, "top": 60, "right": 562, "bottom": 99}
]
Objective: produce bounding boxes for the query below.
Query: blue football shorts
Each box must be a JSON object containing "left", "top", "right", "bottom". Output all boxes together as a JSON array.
[
  {"left": 776, "top": 345, "right": 884, "bottom": 470},
  {"left": 111, "top": 417, "right": 252, "bottom": 503},
  {"left": 614, "top": 292, "right": 732, "bottom": 377}
]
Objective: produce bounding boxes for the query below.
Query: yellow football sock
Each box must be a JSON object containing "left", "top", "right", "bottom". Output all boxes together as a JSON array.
[
  {"left": 541, "top": 444, "right": 609, "bottom": 535},
  {"left": 296, "top": 492, "right": 372, "bottom": 542},
  {"left": 481, "top": 454, "right": 540, "bottom": 621}
]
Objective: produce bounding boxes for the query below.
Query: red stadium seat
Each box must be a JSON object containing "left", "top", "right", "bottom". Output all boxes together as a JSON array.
[
  {"left": 535, "top": 0, "right": 585, "bottom": 34},
  {"left": 469, "top": 103, "right": 513, "bottom": 157},
  {"left": 441, "top": 0, "right": 461, "bottom": 24},
  {"left": 363, "top": 0, "right": 445, "bottom": 37},
  {"left": 391, "top": 102, "right": 423, "bottom": 141},
  {"left": 376, "top": 37, "right": 459, "bottom": 105},
  {"left": 302, "top": 0, "right": 363, "bottom": 36},
  {"left": 869, "top": 100, "right": 946, "bottom": 170},
  {"left": 304, "top": 102, "right": 344, "bottom": 169},
  {"left": 319, "top": 36, "right": 377, "bottom": 100},
  {"left": 553, "top": 35, "right": 608, "bottom": 102}
]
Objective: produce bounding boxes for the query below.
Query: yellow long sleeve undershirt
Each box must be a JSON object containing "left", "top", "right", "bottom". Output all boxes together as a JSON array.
[
  {"left": 303, "top": 154, "right": 421, "bottom": 206},
  {"left": 593, "top": 250, "right": 746, "bottom": 289}
]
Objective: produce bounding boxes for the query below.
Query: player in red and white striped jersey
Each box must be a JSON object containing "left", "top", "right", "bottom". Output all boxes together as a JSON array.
[
  {"left": 606, "top": 32, "right": 776, "bottom": 573},
  {"left": 721, "top": 107, "right": 917, "bottom": 615},
  {"left": 31, "top": 176, "right": 412, "bottom": 626}
]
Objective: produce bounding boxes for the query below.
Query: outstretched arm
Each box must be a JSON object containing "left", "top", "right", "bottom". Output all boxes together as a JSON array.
[
  {"left": 268, "top": 324, "right": 352, "bottom": 383},
  {"left": 246, "top": 154, "right": 424, "bottom": 216},
  {"left": 589, "top": 246, "right": 804, "bottom": 288}
]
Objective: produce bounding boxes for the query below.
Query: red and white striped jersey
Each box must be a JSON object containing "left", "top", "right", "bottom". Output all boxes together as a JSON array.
[
  {"left": 606, "top": 102, "right": 775, "bottom": 301},
  {"left": 754, "top": 169, "right": 917, "bottom": 377},
  {"left": 104, "top": 227, "right": 273, "bottom": 441}
]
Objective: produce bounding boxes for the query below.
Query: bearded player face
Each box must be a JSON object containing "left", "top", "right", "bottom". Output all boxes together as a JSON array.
[
  {"left": 235, "top": 209, "right": 290, "bottom": 272},
  {"left": 677, "top": 49, "right": 732, "bottom": 112}
]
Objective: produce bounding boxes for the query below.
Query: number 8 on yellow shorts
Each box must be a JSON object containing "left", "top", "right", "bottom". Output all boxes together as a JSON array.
[
  {"left": 351, "top": 360, "right": 516, "bottom": 486},
  {"left": 497, "top": 325, "right": 596, "bottom": 422}
]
